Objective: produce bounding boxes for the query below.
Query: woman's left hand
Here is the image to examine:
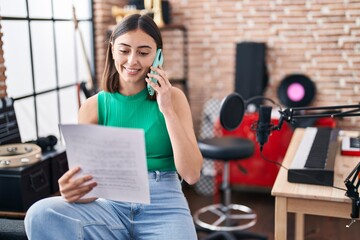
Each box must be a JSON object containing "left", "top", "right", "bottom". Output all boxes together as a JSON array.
[{"left": 146, "top": 66, "right": 174, "bottom": 115}]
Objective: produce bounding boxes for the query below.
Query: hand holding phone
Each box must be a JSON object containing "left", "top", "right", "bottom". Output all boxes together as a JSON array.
[{"left": 147, "top": 49, "right": 164, "bottom": 96}]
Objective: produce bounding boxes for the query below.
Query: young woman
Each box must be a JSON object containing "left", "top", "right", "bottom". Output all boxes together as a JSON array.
[{"left": 24, "top": 14, "right": 203, "bottom": 240}]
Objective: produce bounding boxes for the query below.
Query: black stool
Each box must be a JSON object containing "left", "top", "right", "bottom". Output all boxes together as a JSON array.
[
  {"left": 194, "top": 137, "right": 266, "bottom": 239},
  {"left": 194, "top": 93, "right": 267, "bottom": 240}
]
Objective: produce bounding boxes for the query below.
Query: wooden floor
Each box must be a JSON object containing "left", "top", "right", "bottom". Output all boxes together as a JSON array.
[{"left": 183, "top": 184, "right": 360, "bottom": 240}]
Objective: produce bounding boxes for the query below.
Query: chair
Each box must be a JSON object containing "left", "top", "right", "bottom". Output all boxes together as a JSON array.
[{"left": 194, "top": 93, "right": 267, "bottom": 240}]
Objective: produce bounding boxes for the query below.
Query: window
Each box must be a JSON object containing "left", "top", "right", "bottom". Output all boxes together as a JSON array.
[{"left": 0, "top": 0, "right": 95, "bottom": 142}]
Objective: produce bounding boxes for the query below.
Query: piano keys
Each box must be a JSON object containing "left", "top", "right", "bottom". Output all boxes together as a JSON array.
[{"left": 288, "top": 127, "right": 340, "bottom": 186}]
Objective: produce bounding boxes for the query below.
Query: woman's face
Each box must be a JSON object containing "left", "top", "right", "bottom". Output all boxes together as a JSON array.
[{"left": 112, "top": 29, "right": 157, "bottom": 87}]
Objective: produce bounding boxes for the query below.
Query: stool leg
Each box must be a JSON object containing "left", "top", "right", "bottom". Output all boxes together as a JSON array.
[
  {"left": 193, "top": 160, "right": 257, "bottom": 232},
  {"left": 222, "top": 162, "right": 231, "bottom": 226},
  {"left": 222, "top": 162, "right": 230, "bottom": 206}
]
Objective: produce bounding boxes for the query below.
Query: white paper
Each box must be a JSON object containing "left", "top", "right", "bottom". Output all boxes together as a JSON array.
[{"left": 59, "top": 124, "right": 150, "bottom": 204}]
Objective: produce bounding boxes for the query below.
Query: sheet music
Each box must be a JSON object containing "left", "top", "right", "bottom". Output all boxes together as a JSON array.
[{"left": 59, "top": 124, "right": 150, "bottom": 204}]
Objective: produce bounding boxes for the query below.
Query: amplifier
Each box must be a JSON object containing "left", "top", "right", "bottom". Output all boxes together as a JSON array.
[
  {"left": 49, "top": 148, "right": 68, "bottom": 193},
  {"left": 0, "top": 146, "right": 68, "bottom": 212}
]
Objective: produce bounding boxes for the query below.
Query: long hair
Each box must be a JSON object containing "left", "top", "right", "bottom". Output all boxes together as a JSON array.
[{"left": 101, "top": 14, "right": 163, "bottom": 97}]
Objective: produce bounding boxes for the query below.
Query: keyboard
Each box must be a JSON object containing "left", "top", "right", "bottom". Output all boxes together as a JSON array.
[{"left": 288, "top": 127, "right": 340, "bottom": 186}]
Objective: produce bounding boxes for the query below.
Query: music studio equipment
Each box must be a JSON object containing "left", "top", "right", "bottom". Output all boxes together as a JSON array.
[
  {"left": 72, "top": 5, "right": 97, "bottom": 105},
  {"left": 254, "top": 105, "right": 272, "bottom": 151},
  {"left": 227, "top": 94, "right": 287, "bottom": 151},
  {"left": 112, "top": 0, "right": 167, "bottom": 27},
  {"left": 220, "top": 92, "right": 360, "bottom": 221},
  {"left": 144, "top": 0, "right": 165, "bottom": 27},
  {"left": 161, "top": 0, "right": 171, "bottom": 25},
  {"left": 0, "top": 146, "right": 68, "bottom": 212},
  {"left": 0, "top": 97, "right": 68, "bottom": 212},
  {"left": 220, "top": 112, "right": 294, "bottom": 188},
  {"left": 341, "top": 136, "right": 360, "bottom": 156},
  {"left": 194, "top": 94, "right": 267, "bottom": 240},
  {"left": 218, "top": 93, "right": 294, "bottom": 188},
  {"left": 253, "top": 103, "right": 359, "bottom": 186},
  {"left": 277, "top": 74, "right": 316, "bottom": 108},
  {"left": 235, "top": 42, "right": 268, "bottom": 107},
  {"left": 129, "top": 0, "right": 145, "bottom": 9},
  {"left": 288, "top": 127, "right": 339, "bottom": 186},
  {"left": 0, "top": 143, "right": 42, "bottom": 168},
  {"left": 344, "top": 161, "right": 360, "bottom": 226},
  {"left": 26, "top": 135, "right": 58, "bottom": 153},
  {"left": 219, "top": 93, "right": 245, "bottom": 131},
  {"left": 246, "top": 100, "right": 360, "bottom": 154},
  {"left": 0, "top": 98, "right": 21, "bottom": 145}
]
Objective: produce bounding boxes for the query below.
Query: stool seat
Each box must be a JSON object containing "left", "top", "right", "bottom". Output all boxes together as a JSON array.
[{"left": 198, "top": 136, "right": 254, "bottom": 161}]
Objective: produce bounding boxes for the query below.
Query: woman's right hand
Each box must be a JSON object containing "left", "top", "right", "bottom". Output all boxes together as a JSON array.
[{"left": 58, "top": 166, "right": 97, "bottom": 203}]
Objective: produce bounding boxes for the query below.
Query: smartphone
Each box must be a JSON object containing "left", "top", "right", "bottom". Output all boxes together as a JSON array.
[{"left": 147, "top": 49, "right": 164, "bottom": 96}]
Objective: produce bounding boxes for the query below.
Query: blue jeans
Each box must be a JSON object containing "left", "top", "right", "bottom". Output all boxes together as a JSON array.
[{"left": 24, "top": 171, "right": 197, "bottom": 240}]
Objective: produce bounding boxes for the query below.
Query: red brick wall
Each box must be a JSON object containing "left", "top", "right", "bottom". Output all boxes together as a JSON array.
[
  {"left": 92, "top": 1, "right": 360, "bottom": 133},
  {"left": 0, "top": 23, "right": 7, "bottom": 98},
  {"left": 93, "top": 0, "right": 127, "bottom": 84},
  {"left": 164, "top": 0, "right": 360, "bottom": 132}
]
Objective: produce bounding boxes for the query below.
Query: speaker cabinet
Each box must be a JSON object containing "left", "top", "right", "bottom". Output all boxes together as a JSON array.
[
  {"left": 49, "top": 148, "right": 68, "bottom": 194},
  {"left": 0, "top": 159, "right": 51, "bottom": 212},
  {"left": 235, "top": 42, "right": 268, "bottom": 106},
  {"left": 0, "top": 147, "right": 68, "bottom": 212}
]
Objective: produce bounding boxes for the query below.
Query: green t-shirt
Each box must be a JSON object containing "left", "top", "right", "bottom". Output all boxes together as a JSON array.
[{"left": 97, "top": 88, "right": 176, "bottom": 171}]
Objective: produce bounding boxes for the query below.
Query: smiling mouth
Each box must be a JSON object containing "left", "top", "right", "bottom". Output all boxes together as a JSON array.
[{"left": 124, "top": 67, "right": 140, "bottom": 74}]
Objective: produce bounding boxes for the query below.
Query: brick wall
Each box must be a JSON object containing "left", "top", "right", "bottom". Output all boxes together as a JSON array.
[
  {"left": 93, "top": 0, "right": 127, "bottom": 84},
  {"left": 164, "top": 0, "right": 360, "bottom": 132},
  {"left": 92, "top": 0, "right": 360, "bottom": 133},
  {"left": 0, "top": 23, "right": 7, "bottom": 98}
]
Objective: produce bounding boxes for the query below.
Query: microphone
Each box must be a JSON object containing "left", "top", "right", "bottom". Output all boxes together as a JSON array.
[
  {"left": 255, "top": 105, "right": 273, "bottom": 151},
  {"left": 218, "top": 93, "right": 278, "bottom": 150}
]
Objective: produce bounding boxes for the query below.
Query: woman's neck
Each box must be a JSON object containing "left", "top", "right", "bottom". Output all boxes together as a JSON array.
[{"left": 119, "top": 82, "right": 146, "bottom": 96}]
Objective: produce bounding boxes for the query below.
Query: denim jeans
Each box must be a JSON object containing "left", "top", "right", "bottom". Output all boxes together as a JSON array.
[{"left": 24, "top": 171, "right": 197, "bottom": 240}]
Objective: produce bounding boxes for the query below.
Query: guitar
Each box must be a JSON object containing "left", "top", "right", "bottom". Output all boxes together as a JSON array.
[{"left": 72, "top": 5, "right": 96, "bottom": 105}]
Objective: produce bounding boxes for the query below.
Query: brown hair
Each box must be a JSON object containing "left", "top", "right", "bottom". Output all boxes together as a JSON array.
[{"left": 101, "top": 14, "right": 163, "bottom": 99}]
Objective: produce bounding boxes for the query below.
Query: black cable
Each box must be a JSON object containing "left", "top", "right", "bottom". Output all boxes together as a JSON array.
[{"left": 245, "top": 96, "right": 283, "bottom": 111}]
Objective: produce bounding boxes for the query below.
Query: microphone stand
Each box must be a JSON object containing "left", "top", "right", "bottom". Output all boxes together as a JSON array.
[
  {"left": 273, "top": 104, "right": 360, "bottom": 131},
  {"left": 271, "top": 103, "right": 360, "bottom": 226},
  {"left": 344, "top": 161, "right": 360, "bottom": 227}
]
